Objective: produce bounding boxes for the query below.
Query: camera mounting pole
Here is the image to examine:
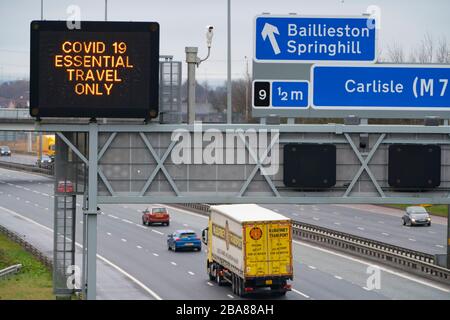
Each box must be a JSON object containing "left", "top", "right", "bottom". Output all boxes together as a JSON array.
[{"left": 185, "top": 26, "right": 214, "bottom": 124}]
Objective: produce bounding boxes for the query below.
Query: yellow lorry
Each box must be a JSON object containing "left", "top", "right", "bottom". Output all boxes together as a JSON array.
[
  {"left": 201, "top": 204, "right": 293, "bottom": 297},
  {"left": 36, "top": 134, "right": 55, "bottom": 156}
]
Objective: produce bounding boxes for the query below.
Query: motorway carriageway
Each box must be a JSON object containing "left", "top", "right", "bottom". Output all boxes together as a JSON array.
[
  {"left": 3, "top": 153, "right": 447, "bottom": 255},
  {"left": 0, "top": 168, "right": 449, "bottom": 300}
]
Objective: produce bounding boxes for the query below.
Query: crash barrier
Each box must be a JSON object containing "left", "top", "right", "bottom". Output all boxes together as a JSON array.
[{"left": 175, "top": 203, "right": 450, "bottom": 285}]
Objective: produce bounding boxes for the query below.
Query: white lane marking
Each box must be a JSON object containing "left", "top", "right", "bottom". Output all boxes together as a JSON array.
[
  {"left": 292, "top": 288, "right": 310, "bottom": 299},
  {"left": 122, "top": 219, "right": 133, "bottom": 224},
  {"left": 334, "top": 275, "right": 343, "bottom": 280},
  {"left": 428, "top": 231, "right": 436, "bottom": 234},
  {"left": 312, "top": 217, "right": 320, "bottom": 221},
  {"left": 334, "top": 222, "right": 341, "bottom": 225},
  {"left": 308, "top": 265, "right": 317, "bottom": 270},
  {"left": 7, "top": 194, "right": 11, "bottom": 197},
  {"left": 207, "top": 282, "right": 214, "bottom": 286},
  {"left": 138, "top": 225, "right": 147, "bottom": 229},
  {"left": 170, "top": 261, "right": 177, "bottom": 266},
  {"left": 121, "top": 238, "right": 127, "bottom": 242},
  {"left": 16, "top": 197, "right": 20, "bottom": 200},
  {"left": 152, "top": 253, "right": 159, "bottom": 257},
  {"left": 188, "top": 271, "right": 195, "bottom": 276},
  {"left": 436, "top": 245, "right": 444, "bottom": 248},
  {"left": 136, "top": 210, "right": 141, "bottom": 213},
  {"left": 100, "top": 212, "right": 105, "bottom": 215},
  {"left": 42, "top": 193, "right": 49, "bottom": 197},
  {"left": 362, "top": 287, "right": 371, "bottom": 291},
  {"left": 137, "top": 245, "right": 142, "bottom": 249},
  {"left": 123, "top": 206, "right": 128, "bottom": 209},
  {"left": 44, "top": 208, "right": 49, "bottom": 211},
  {"left": 293, "top": 213, "right": 299, "bottom": 216},
  {"left": 25, "top": 200, "right": 30, "bottom": 204},
  {"left": 378, "top": 221, "right": 385, "bottom": 224},
  {"left": 357, "top": 227, "right": 365, "bottom": 231},
  {"left": 151, "top": 229, "right": 164, "bottom": 235},
  {"left": 0, "top": 206, "right": 163, "bottom": 300},
  {"left": 409, "top": 238, "right": 416, "bottom": 242},
  {"left": 107, "top": 232, "right": 112, "bottom": 236},
  {"left": 382, "top": 232, "right": 390, "bottom": 236},
  {"left": 24, "top": 188, "right": 30, "bottom": 191},
  {"left": 227, "top": 294, "right": 234, "bottom": 299},
  {"left": 80, "top": 221, "right": 83, "bottom": 224},
  {"left": 293, "top": 240, "right": 450, "bottom": 293},
  {"left": 32, "top": 190, "right": 39, "bottom": 194},
  {"left": 109, "top": 215, "right": 118, "bottom": 219},
  {"left": 34, "top": 204, "right": 39, "bottom": 207},
  {"left": 183, "top": 224, "right": 189, "bottom": 227}
]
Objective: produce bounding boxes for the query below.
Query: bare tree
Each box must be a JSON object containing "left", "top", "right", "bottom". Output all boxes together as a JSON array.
[
  {"left": 387, "top": 43, "right": 405, "bottom": 63},
  {"left": 407, "top": 49, "right": 417, "bottom": 63},
  {"left": 417, "top": 32, "right": 434, "bottom": 63},
  {"left": 436, "top": 37, "right": 450, "bottom": 63}
]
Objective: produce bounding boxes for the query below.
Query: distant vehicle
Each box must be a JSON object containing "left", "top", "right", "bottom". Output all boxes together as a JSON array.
[
  {"left": 167, "top": 230, "right": 201, "bottom": 252},
  {"left": 36, "top": 135, "right": 55, "bottom": 157},
  {"left": 142, "top": 207, "right": 170, "bottom": 226},
  {"left": 402, "top": 206, "right": 431, "bottom": 226},
  {"left": 56, "top": 180, "right": 74, "bottom": 193},
  {"left": 202, "top": 204, "right": 293, "bottom": 297},
  {"left": 0, "top": 146, "right": 11, "bottom": 156},
  {"left": 37, "top": 155, "right": 53, "bottom": 168}
]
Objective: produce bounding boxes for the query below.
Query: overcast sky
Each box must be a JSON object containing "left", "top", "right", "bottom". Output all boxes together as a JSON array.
[{"left": 0, "top": 0, "right": 449, "bottom": 84}]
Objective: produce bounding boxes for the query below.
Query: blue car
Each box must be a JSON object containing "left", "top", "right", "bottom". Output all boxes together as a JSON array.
[{"left": 167, "top": 230, "right": 202, "bottom": 252}]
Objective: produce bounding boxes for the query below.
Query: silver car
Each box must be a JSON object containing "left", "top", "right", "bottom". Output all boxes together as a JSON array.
[{"left": 402, "top": 206, "right": 431, "bottom": 226}]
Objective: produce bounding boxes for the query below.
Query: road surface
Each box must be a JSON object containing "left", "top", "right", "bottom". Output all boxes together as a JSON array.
[{"left": 0, "top": 167, "right": 448, "bottom": 300}]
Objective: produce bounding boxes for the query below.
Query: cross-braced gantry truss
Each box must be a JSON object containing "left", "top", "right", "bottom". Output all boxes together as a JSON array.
[{"left": 42, "top": 122, "right": 450, "bottom": 205}]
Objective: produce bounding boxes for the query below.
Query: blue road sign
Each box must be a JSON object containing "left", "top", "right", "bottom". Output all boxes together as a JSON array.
[
  {"left": 253, "top": 80, "right": 309, "bottom": 108},
  {"left": 272, "top": 81, "right": 309, "bottom": 107},
  {"left": 254, "top": 15, "right": 377, "bottom": 63},
  {"left": 312, "top": 65, "right": 450, "bottom": 109}
]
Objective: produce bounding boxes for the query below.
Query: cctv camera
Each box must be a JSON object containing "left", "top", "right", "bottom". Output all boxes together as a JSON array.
[{"left": 206, "top": 25, "right": 214, "bottom": 48}]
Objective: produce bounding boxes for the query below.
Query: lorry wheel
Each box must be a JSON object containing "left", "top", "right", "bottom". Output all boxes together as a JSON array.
[
  {"left": 237, "top": 278, "right": 243, "bottom": 297},
  {"left": 207, "top": 264, "right": 215, "bottom": 281},
  {"left": 216, "top": 271, "right": 223, "bottom": 286},
  {"left": 231, "top": 274, "right": 236, "bottom": 294}
]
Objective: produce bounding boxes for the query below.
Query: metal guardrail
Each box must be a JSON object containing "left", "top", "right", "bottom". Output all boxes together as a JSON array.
[
  {"left": 176, "top": 203, "right": 450, "bottom": 285},
  {"left": 0, "top": 264, "right": 22, "bottom": 279},
  {"left": 0, "top": 225, "right": 53, "bottom": 271},
  {"left": 0, "top": 160, "right": 53, "bottom": 175}
]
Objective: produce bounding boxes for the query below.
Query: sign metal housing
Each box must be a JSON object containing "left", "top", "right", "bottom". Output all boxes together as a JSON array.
[{"left": 30, "top": 20, "right": 160, "bottom": 119}]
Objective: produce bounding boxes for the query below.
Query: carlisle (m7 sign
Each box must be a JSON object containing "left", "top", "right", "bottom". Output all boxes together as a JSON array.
[{"left": 30, "top": 20, "right": 160, "bottom": 119}]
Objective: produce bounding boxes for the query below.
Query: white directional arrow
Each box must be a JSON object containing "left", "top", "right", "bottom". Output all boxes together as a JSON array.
[{"left": 261, "top": 23, "right": 281, "bottom": 55}]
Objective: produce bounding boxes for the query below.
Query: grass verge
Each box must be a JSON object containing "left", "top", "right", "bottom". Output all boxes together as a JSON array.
[
  {"left": 0, "top": 232, "right": 54, "bottom": 300},
  {"left": 384, "top": 204, "right": 448, "bottom": 218}
]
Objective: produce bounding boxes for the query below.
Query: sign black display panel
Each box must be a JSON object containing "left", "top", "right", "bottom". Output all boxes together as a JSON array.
[{"left": 30, "top": 21, "right": 159, "bottom": 119}]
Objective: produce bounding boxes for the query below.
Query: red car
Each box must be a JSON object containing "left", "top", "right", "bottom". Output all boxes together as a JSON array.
[
  {"left": 142, "top": 207, "right": 170, "bottom": 226},
  {"left": 57, "top": 180, "right": 74, "bottom": 193}
]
